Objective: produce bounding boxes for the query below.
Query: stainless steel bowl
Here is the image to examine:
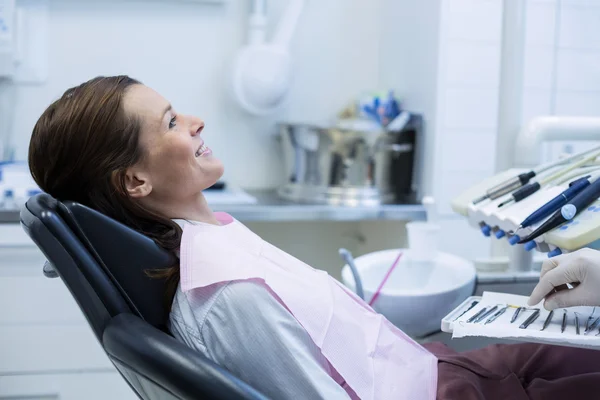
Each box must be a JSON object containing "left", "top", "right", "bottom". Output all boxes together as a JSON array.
[{"left": 278, "top": 123, "right": 416, "bottom": 206}]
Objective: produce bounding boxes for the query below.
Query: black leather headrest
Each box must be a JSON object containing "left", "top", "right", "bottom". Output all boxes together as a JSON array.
[{"left": 57, "top": 200, "right": 176, "bottom": 328}]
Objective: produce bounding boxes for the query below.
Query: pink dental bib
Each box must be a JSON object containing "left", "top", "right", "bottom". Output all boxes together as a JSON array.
[{"left": 179, "top": 215, "right": 438, "bottom": 400}]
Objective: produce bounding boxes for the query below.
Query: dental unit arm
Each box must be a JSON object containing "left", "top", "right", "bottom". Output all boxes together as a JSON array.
[{"left": 452, "top": 116, "right": 600, "bottom": 269}]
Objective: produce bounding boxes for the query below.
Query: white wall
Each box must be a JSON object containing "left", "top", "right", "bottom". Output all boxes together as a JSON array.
[
  {"left": 524, "top": 0, "right": 600, "bottom": 162},
  {"left": 11, "top": 0, "right": 382, "bottom": 188}
]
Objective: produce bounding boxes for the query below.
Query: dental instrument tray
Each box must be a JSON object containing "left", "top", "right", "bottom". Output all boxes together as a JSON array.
[{"left": 441, "top": 291, "right": 600, "bottom": 350}]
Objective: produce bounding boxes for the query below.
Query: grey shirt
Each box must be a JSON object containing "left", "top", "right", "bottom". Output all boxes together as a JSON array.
[{"left": 168, "top": 279, "right": 351, "bottom": 399}]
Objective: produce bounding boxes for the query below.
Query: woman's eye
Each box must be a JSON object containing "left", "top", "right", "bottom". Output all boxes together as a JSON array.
[{"left": 169, "top": 116, "right": 177, "bottom": 129}]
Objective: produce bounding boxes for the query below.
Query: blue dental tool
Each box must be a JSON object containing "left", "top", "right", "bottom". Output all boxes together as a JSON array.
[
  {"left": 518, "top": 176, "right": 592, "bottom": 229},
  {"left": 518, "top": 176, "right": 600, "bottom": 244}
]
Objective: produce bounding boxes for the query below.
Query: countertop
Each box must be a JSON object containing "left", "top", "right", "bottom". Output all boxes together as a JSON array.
[{"left": 0, "top": 189, "right": 426, "bottom": 224}]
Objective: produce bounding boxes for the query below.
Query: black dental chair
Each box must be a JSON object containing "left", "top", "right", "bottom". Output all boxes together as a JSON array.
[{"left": 20, "top": 193, "right": 268, "bottom": 400}]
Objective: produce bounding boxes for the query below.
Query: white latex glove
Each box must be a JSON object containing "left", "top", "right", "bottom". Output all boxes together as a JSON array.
[{"left": 528, "top": 248, "right": 600, "bottom": 310}]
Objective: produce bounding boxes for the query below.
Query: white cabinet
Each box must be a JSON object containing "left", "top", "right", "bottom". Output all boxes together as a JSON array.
[
  {"left": 0, "top": 224, "right": 136, "bottom": 400},
  {"left": 0, "top": 373, "right": 134, "bottom": 400}
]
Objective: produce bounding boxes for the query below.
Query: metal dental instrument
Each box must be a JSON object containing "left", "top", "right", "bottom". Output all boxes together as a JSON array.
[
  {"left": 520, "top": 309, "right": 540, "bottom": 329},
  {"left": 511, "top": 307, "right": 523, "bottom": 323},
  {"left": 575, "top": 312, "right": 581, "bottom": 335},
  {"left": 561, "top": 309, "right": 568, "bottom": 333},
  {"left": 454, "top": 300, "right": 479, "bottom": 322},
  {"left": 485, "top": 306, "right": 508, "bottom": 325},
  {"left": 587, "top": 307, "right": 596, "bottom": 331},
  {"left": 585, "top": 316, "right": 600, "bottom": 335},
  {"left": 472, "top": 172, "right": 536, "bottom": 205},
  {"left": 472, "top": 145, "right": 600, "bottom": 205},
  {"left": 474, "top": 305, "right": 499, "bottom": 323},
  {"left": 467, "top": 308, "right": 488, "bottom": 323},
  {"left": 541, "top": 310, "right": 554, "bottom": 331},
  {"left": 498, "top": 151, "right": 600, "bottom": 209}
]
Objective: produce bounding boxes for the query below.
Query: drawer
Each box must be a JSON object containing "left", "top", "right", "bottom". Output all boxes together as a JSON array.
[
  {"left": 0, "top": 324, "right": 113, "bottom": 374},
  {"left": 0, "top": 276, "right": 85, "bottom": 324},
  {"left": 0, "top": 371, "right": 136, "bottom": 400}
]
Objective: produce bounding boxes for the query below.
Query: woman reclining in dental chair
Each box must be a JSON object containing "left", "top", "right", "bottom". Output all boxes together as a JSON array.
[{"left": 28, "top": 76, "right": 600, "bottom": 400}]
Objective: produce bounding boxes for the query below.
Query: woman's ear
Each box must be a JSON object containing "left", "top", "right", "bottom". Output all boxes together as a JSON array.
[{"left": 124, "top": 168, "right": 152, "bottom": 198}]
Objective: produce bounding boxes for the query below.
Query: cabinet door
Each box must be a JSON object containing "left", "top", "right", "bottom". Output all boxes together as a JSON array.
[{"left": 0, "top": 372, "right": 137, "bottom": 400}]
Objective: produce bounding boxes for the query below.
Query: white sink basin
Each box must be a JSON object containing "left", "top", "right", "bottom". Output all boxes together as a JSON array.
[{"left": 341, "top": 248, "right": 476, "bottom": 337}]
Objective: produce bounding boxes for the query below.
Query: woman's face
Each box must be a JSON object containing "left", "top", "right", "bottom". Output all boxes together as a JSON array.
[{"left": 123, "top": 84, "right": 224, "bottom": 209}]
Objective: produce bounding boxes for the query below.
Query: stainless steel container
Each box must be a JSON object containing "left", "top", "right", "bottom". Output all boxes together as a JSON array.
[{"left": 278, "top": 121, "right": 419, "bottom": 206}]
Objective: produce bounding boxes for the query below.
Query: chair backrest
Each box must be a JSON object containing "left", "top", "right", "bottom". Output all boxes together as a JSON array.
[
  {"left": 58, "top": 199, "right": 175, "bottom": 330},
  {"left": 20, "top": 193, "right": 268, "bottom": 400}
]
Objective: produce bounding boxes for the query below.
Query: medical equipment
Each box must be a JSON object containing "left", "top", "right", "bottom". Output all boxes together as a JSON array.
[
  {"left": 454, "top": 300, "right": 479, "bottom": 322},
  {"left": 467, "top": 308, "right": 488, "bottom": 323},
  {"left": 21, "top": 193, "right": 269, "bottom": 400},
  {"left": 451, "top": 117, "right": 600, "bottom": 271},
  {"left": 561, "top": 310, "right": 568, "bottom": 333},
  {"left": 586, "top": 308, "right": 596, "bottom": 331},
  {"left": 511, "top": 307, "right": 523, "bottom": 323},
  {"left": 585, "top": 317, "right": 600, "bottom": 335},
  {"left": 497, "top": 150, "right": 600, "bottom": 208},
  {"left": 519, "top": 309, "right": 540, "bottom": 330},
  {"left": 231, "top": 0, "right": 305, "bottom": 115},
  {"left": 473, "top": 305, "right": 499, "bottom": 324},
  {"left": 278, "top": 118, "right": 420, "bottom": 205},
  {"left": 541, "top": 310, "right": 554, "bottom": 331},
  {"left": 484, "top": 306, "right": 507, "bottom": 325},
  {"left": 472, "top": 146, "right": 600, "bottom": 205},
  {"left": 519, "top": 176, "right": 592, "bottom": 229},
  {"left": 518, "top": 176, "right": 600, "bottom": 244},
  {"left": 442, "top": 293, "right": 600, "bottom": 349}
]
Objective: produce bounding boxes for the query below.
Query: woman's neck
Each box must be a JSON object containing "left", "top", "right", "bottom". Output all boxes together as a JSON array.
[{"left": 153, "top": 192, "right": 220, "bottom": 225}]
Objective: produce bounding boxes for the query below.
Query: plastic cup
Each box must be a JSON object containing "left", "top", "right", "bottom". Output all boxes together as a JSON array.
[{"left": 406, "top": 222, "right": 441, "bottom": 262}]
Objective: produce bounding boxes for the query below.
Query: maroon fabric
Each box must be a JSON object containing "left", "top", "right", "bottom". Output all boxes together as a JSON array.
[{"left": 423, "top": 342, "right": 600, "bottom": 400}]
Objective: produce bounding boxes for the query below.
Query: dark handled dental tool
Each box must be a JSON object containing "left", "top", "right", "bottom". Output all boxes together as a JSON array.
[
  {"left": 520, "top": 309, "right": 541, "bottom": 329},
  {"left": 498, "top": 182, "right": 541, "bottom": 208},
  {"left": 473, "top": 146, "right": 600, "bottom": 205},
  {"left": 541, "top": 310, "right": 554, "bottom": 331},
  {"left": 454, "top": 301, "right": 479, "bottom": 321},
  {"left": 467, "top": 308, "right": 488, "bottom": 323},
  {"left": 474, "top": 306, "right": 499, "bottom": 323},
  {"left": 511, "top": 307, "right": 523, "bottom": 323},
  {"left": 473, "top": 172, "right": 536, "bottom": 205},
  {"left": 485, "top": 307, "right": 508, "bottom": 325}
]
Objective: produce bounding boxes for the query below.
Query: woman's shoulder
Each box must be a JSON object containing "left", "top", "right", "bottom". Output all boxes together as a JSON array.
[{"left": 172, "top": 279, "right": 283, "bottom": 328}]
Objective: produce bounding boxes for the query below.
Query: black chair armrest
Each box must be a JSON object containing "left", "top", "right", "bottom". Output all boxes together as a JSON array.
[{"left": 103, "top": 314, "right": 269, "bottom": 400}]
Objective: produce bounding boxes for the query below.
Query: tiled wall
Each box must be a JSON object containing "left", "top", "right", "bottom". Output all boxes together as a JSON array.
[
  {"left": 524, "top": 0, "right": 600, "bottom": 161},
  {"left": 431, "top": 0, "right": 503, "bottom": 260}
]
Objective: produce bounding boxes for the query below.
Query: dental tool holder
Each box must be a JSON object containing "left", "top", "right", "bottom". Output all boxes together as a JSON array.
[
  {"left": 454, "top": 167, "right": 600, "bottom": 260},
  {"left": 452, "top": 116, "right": 600, "bottom": 268},
  {"left": 442, "top": 292, "right": 600, "bottom": 349}
]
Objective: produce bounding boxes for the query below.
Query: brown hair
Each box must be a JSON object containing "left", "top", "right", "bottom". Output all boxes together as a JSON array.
[{"left": 28, "top": 75, "right": 181, "bottom": 310}]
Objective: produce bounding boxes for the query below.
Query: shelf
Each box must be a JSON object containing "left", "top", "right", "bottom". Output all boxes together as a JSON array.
[
  {"left": 218, "top": 190, "right": 426, "bottom": 222},
  {"left": 0, "top": 190, "right": 426, "bottom": 224}
]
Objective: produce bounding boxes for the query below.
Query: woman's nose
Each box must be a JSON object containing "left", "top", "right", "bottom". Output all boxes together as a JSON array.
[{"left": 188, "top": 115, "right": 205, "bottom": 136}]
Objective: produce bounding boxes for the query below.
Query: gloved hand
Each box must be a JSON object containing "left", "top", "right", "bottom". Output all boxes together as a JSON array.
[{"left": 528, "top": 248, "right": 600, "bottom": 310}]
